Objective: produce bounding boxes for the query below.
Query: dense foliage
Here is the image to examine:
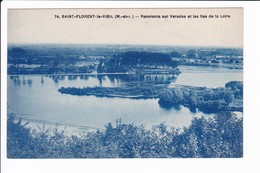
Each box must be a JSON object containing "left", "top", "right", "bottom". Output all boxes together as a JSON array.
[
  {"left": 8, "top": 47, "right": 27, "bottom": 58},
  {"left": 170, "top": 51, "right": 182, "bottom": 58},
  {"left": 100, "top": 51, "right": 178, "bottom": 73},
  {"left": 159, "top": 81, "right": 243, "bottom": 113},
  {"left": 115, "top": 51, "right": 173, "bottom": 65},
  {"left": 7, "top": 112, "right": 242, "bottom": 158},
  {"left": 58, "top": 86, "right": 160, "bottom": 98}
]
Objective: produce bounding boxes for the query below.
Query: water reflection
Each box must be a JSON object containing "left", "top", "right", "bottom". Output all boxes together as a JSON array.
[
  {"left": 98, "top": 74, "right": 177, "bottom": 87},
  {"left": 68, "top": 75, "right": 78, "bottom": 81},
  {"left": 159, "top": 102, "right": 182, "bottom": 111},
  {"left": 22, "top": 77, "right": 26, "bottom": 85},
  {"left": 49, "top": 75, "right": 65, "bottom": 83},
  {"left": 79, "top": 75, "right": 89, "bottom": 80},
  {"left": 9, "top": 74, "right": 177, "bottom": 88},
  {"left": 27, "top": 78, "right": 32, "bottom": 86},
  {"left": 10, "top": 76, "right": 21, "bottom": 86},
  {"left": 41, "top": 76, "right": 44, "bottom": 84},
  {"left": 9, "top": 76, "right": 34, "bottom": 87},
  {"left": 97, "top": 75, "right": 105, "bottom": 87}
]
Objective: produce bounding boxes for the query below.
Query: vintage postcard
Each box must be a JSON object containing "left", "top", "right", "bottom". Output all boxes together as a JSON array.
[{"left": 6, "top": 8, "right": 243, "bottom": 159}]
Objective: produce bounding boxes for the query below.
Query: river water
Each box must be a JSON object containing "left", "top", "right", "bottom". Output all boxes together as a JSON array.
[{"left": 7, "top": 66, "right": 243, "bottom": 133}]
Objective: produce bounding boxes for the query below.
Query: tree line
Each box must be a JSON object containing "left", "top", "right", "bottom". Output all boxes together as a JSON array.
[{"left": 99, "top": 51, "right": 178, "bottom": 73}]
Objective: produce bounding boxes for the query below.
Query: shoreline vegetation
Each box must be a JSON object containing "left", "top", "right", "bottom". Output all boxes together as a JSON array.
[
  {"left": 7, "top": 112, "right": 243, "bottom": 158},
  {"left": 58, "top": 81, "right": 243, "bottom": 114}
]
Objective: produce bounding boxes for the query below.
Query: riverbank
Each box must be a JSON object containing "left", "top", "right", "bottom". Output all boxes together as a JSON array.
[
  {"left": 12, "top": 115, "right": 98, "bottom": 136},
  {"left": 176, "top": 62, "right": 243, "bottom": 70},
  {"left": 7, "top": 63, "right": 242, "bottom": 75},
  {"left": 7, "top": 72, "right": 131, "bottom": 76}
]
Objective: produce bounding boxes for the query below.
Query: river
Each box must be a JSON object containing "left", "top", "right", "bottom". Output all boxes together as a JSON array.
[{"left": 7, "top": 65, "right": 243, "bottom": 134}]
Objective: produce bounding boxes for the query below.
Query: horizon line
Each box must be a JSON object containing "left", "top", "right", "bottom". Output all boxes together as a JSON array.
[{"left": 7, "top": 43, "right": 243, "bottom": 49}]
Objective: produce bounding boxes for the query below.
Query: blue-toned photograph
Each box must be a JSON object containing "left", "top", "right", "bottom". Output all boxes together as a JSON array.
[{"left": 7, "top": 8, "right": 243, "bottom": 158}]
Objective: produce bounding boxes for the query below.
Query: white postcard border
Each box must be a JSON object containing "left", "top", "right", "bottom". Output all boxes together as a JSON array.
[{"left": 1, "top": 1, "right": 260, "bottom": 173}]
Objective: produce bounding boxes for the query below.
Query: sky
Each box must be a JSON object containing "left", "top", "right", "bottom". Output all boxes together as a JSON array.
[{"left": 8, "top": 8, "right": 243, "bottom": 47}]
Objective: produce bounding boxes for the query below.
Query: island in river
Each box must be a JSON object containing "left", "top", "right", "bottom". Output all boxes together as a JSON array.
[{"left": 58, "top": 81, "right": 243, "bottom": 114}]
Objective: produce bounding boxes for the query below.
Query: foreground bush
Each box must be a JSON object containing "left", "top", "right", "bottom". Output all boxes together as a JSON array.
[{"left": 7, "top": 112, "right": 242, "bottom": 158}]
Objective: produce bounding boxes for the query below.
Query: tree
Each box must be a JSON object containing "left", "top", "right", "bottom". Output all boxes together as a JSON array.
[
  {"left": 187, "top": 49, "right": 196, "bottom": 58},
  {"left": 172, "top": 88, "right": 184, "bottom": 104},
  {"left": 170, "top": 51, "right": 182, "bottom": 58},
  {"left": 224, "top": 92, "right": 234, "bottom": 105},
  {"left": 54, "top": 60, "right": 59, "bottom": 67},
  {"left": 8, "top": 47, "right": 27, "bottom": 57},
  {"left": 97, "top": 59, "right": 104, "bottom": 73},
  {"left": 7, "top": 114, "right": 35, "bottom": 158},
  {"left": 212, "top": 112, "right": 243, "bottom": 157},
  {"left": 225, "top": 81, "right": 243, "bottom": 91},
  {"left": 159, "top": 88, "right": 174, "bottom": 102}
]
